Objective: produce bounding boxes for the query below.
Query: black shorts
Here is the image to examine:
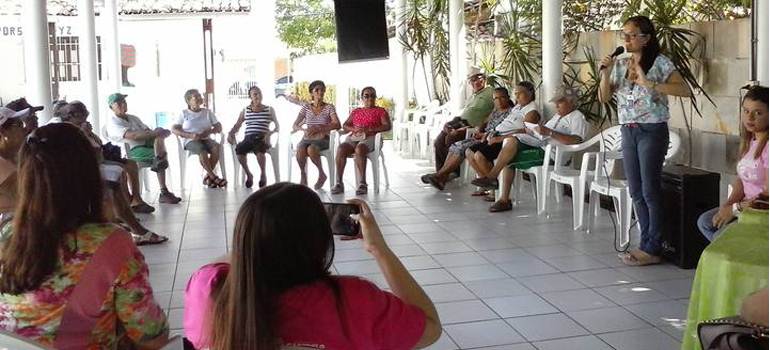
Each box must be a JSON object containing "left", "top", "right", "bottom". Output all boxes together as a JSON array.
[
  {"left": 235, "top": 134, "right": 270, "bottom": 155},
  {"left": 468, "top": 142, "right": 503, "bottom": 162}
]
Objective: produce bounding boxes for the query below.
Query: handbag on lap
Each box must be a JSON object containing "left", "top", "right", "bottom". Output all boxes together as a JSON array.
[{"left": 698, "top": 316, "right": 769, "bottom": 350}]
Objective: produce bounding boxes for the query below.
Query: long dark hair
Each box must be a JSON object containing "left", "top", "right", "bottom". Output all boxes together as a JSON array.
[
  {"left": 740, "top": 85, "right": 769, "bottom": 159},
  {"left": 624, "top": 16, "right": 661, "bottom": 74},
  {"left": 0, "top": 123, "right": 105, "bottom": 294},
  {"left": 494, "top": 87, "right": 515, "bottom": 109},
  {"left": 211, "top": 183, "right": 339, "bottom": 350}
]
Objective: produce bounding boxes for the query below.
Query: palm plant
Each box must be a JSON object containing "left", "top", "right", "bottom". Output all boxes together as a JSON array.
[
  {"left": 493, "top": 0, "right": 542, "bottom": 85},
  {"left": 399, "top": 0, "right": 451, "bottom": 103},
  {"left": 563, "top": 48, "right": 618, "bottom": 124},
  {"left": 477, "top": 42, "right": 511, "bottom": 88}
]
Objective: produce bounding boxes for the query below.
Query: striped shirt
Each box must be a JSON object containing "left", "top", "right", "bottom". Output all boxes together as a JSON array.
[
  {"left": 244, "top": 105, "right": 274, "bottom": 136},
  {"left": 300, "top": 103, "right": 336, "bottom": 127}
]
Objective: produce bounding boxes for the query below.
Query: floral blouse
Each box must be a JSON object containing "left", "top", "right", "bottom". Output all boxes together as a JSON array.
[
  {"left": 0, "top": 223, "right": 168, "bottom": 349},
  {"left": 610, "top": 54, "right": 676, "bottom": 124}
]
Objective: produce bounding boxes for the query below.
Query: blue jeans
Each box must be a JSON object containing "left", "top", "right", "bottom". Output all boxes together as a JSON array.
[
  {"left": 697, "top": 207, "right": 734, "bottom": 242},
  {"left": 621, "top": 123, "right": 669, "bottom": 256}
]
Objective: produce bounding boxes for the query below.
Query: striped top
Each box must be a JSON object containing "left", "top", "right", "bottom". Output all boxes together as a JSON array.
[
  {"left": 300, "top": 103, "right": 337, "bottom": 127},
  {"left": 244, "top": 105, "right": 273, "bottom": 136}
]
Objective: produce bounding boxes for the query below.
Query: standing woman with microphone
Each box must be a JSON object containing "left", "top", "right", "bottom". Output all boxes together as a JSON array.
[{"left": 598, "top": 16, "right": 691, "bottom": 266}]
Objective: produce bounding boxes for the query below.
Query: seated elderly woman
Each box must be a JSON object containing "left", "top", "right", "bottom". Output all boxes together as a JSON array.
[
  {"left": 58, "top": 101, "right": 169, "bottom": 245},
  {"left": 697, "top": 85, "right": 768, "bottom": 240},
  {"left": 423, "top": 87, "right": 516, "bottom": 191},
  {"left": 228, "top": 86, "right": 280, "bottom": 188},
  {"left": 292, "top": 80, "right": 341, "bottom": 189},
  {"left": 465, "top": 81, "right": 540, "bottom": 191},
  {"left": 331, "top": 86, "right": 392, "bottom": 195},
  {"left": 183, "top": 183, "right": 440, "bottom": 349},
  {"left": 488, "top": 86, "right": 589, "bottom": 212},
  {"left": 0, "top": 123, "right": 169, "bottom": 349},
  {"left": 172, "top": 88, "right": 227, "bottom": 188}
]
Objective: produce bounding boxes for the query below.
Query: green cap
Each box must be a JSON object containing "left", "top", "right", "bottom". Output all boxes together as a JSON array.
[{"left": 107, "top": 93, "right": 128, "bottom": 106}]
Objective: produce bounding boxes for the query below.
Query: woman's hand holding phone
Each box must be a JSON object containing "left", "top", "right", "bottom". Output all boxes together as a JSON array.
[{"left": 347, "top": 198, "right": 390, "bottom": 256}]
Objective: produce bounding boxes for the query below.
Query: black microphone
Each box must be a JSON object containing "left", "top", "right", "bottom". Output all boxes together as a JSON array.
[{"left": 600, "top": 46, "right": 625, "bottom": 70}]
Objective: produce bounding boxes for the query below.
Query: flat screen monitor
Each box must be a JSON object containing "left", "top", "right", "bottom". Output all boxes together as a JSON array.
[{"left": 334, "top": 0, "right": 389, "bottom": 63}]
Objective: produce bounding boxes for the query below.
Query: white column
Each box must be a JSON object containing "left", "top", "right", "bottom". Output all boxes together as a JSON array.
[
  {"left": 541, "top": 0, "right": 563, "bottom": 117},
  {"left": 103, "top": 0, "right": 122, "bottom": 91},
  {"left": 448, "top": 0, "right": 463, "bottom": 112},
  {"left": 397, "top": 0, "right": 409, "bottom": 113},
  {"left": 757, "top": 0, "right": 769, "bottom": 85},
  {"left": 22, "top": 0, "right": 53, "bottom": 122},
  {"left": 78, "top": 0, "right": 101, "bottom": 131}
]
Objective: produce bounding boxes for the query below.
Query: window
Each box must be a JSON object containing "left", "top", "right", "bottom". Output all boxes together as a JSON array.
[{"left": 50, "top": 36, "right": 103, "bottom": 82}]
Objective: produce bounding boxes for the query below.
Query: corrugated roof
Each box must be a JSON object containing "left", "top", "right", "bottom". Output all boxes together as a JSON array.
[{"left": 0, "top": 0, "right": 251, "bottom": 16}]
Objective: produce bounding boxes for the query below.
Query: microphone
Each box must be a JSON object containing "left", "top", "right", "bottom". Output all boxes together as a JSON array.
[{"left": 600, "top": 46, "right": 625, "bottom": 70}]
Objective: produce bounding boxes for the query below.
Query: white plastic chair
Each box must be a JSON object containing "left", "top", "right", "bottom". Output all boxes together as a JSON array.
[
  {"left": 542, "top": 126, "right": 623, "bottom": 230},
  {"left": 288, "top": 130, "right": 338, "bottom": 190},
  {"left": 337, "top": 132, "right": 390, "bottom": 193},
  {"left": 409, "top": 100, "right": 441, "bottom": 158},
  {"left": 231, "top": 132, "right": 281, "bottom": 185},
  {"left": 0, "top": 330, "right": 50, "bottom": 349},
  {"left": 393, "top": 107, "right": 420, "bottom": 153},
  {"left": 101, "top": 125, "right": 152, "bottom": 193},
  {"left": 586, "top": 129, "right": 682, "bottom": 247},
  {"left": 175, "top": 133, "right": 227, "bottom": 189}
]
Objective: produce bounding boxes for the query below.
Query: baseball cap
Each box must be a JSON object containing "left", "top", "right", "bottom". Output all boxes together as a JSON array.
[
  {"left": 467, "top": 66, "right": 485, "bottom": 80},
  {"left": 6, "top": 98, "right": 44, "bottom": 115},
  {"left": 107, "top": 93, "right": 128, "bottom": 106},
  {"left": 0, "top": 107, "right": 27, "bottom": 126},
  {"left": 549, "top": 85, "right": 579, "bottom": 103}
]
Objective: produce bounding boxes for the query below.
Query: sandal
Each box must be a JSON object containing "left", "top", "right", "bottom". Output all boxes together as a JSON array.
[
  {"left": 212, "top": 176, "right": 228, "bottom": 188},
  {"left": 258, "top": 176, "right": 267, "bottom": 188},
  {"left": 489, "top": 200, "right": 512, "bottom": 213},
  {"left": 618, "top": 250, "right": 662, "bottom": 266},
  {"left": 471, "top": 190, "right": 490, "bottom": 197},
  {"left": 203, "top": 175, "right": 212, "bottom": 186},
  {"left": 427, "top": 174, "right": 445, "bottom": 191},
  {"left": 420, "top": 174, "right": 434, "bottom": 184},
  {"left": 133, "top": 231, "right": 169, "bottom": 246},
  {"left": 356, "top": 183, "right": 368, "bottom": 195},
  {"left": 331, "top": 183, "right": 345, "bottom": 195},
  {"left": 314, "top": 174, "right": 327, "bottom": 190},
  {"left": 483, "top": 194, "right": 496, "bottom": 202},
  {"left": 340, "top": 233, "right": 363, "bottom": 241}
]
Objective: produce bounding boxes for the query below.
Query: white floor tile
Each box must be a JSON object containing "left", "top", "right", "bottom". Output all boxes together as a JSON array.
[
  {"left": 496, "top": 259, "right": 559, "bottom": 277},
  {"left": 400, "top": 255, "right": 441, "bottom": 270},
  {"left": 423, "top": 283, "right": 478, "bottom": 303},
  {"left": 539, "top": 289, "right": 616, "bottom": 312},
  {"left": 542, "top": 255, "right": 607, "bottom": 272},
  {"left": 464, "top": 279, "right": 532, "bottom": 299},
  {"left": 472, "top": 344, "right": 536, "bottom": 350},
  {"left": 518, "top": 274, "right": 585, "bottom": 293},
  {"left": 506, "top": 313, "right": 589, "bottom": 341},
  {"left": 411, "top": 268, "right": 459, "bottom": 285},
  {"left": 409, "top": 231, "right": 460, "bottom": 243},
  {"left": 444, "top": 320, "right": 525, "bottom": 349},
  {"left": 420, "top": 241, "right": 475, "bottom": 254},
  {"left": 566, "top": 268, "right": 638, "bottom": 288},
  {"left": 432, "top": 252, "right": 490, "bottom": 267},
  {"left": 484, "top": 294, "right": 559, "bottom": 318},
  {"left": 646, "top": 278, "right": 694, "bottom": 299},
  {"left": 447, "top": 264, "right": 508, "bottom": 282},
  {"left": 423, "top": 331, "right": 459, "bottom": 350},
  {"left": 436, "top": 300, "right": 499, "bottom": 324},
  {"left": 532, "top": 335, "right": 613, "bottom": 350},
  {"left": 594, "top": 283, "right": 671, "bottom": 305},
  {"left": 567, "top": 307, "right": 651, "bottom": 333},
  {"left": 597, "top": 327, "right": 681, "bottom": 350},
  {"left": 524, "top": 245, "right": 584, "bottom": 259},
  {"left": 478, "top": 248, "right": 535, "bottom": 264},
  {"left": 624, "top": 300, "right": 689, "bottom": 330}
]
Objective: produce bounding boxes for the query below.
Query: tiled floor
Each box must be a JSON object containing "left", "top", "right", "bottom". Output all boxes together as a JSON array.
[{"left": 137, "top": 142, "right": 694, "bottom": 349}]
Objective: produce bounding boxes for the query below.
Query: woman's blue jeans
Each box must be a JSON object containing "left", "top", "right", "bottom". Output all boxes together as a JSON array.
[
  {"left": 621, "top": 122, "right": 669, "bottom": 256},
  {"left": 697, "top": 207, "right": 734, "bottom": 242}
]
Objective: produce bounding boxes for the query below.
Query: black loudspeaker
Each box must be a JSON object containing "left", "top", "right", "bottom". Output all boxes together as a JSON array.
[
  {"left": 334, "top": 0, "right": 389, "bottom": 63},
  {"left": 660, "top": 165, "right": 720, "bottom": 269}
]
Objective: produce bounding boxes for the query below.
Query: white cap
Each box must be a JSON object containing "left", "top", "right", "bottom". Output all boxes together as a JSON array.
[{"left": 0, "top": 107, "right": 27, "bottom": 126}]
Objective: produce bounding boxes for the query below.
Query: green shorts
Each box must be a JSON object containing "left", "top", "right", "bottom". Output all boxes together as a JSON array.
[
  {"left": 508, "top": 143, "right": 545, "bottom": 170},
  {"left": 128, "top": 144, "right": 155, "bottom": 164}
]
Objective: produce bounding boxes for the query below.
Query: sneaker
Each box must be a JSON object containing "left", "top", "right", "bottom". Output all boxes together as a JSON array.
[
  {"left": 355, "top": 183, "right": 368, "bottom": 195},
  {"left": 420, "top": 174, "right": 433, "bottom": 184},
  {"left": 331, "top": 183, "right": 345, "bottom": 194},
  {"left": 158, "top": 190, "right": 182, "bottom": 204}
]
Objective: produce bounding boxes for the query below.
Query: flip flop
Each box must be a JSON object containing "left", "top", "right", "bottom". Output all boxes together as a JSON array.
[
  {"left": 471, "top": 190, "right": 490, "bottom": 197},
  {"left": 133, "top": 231, "right": 169, "bottom": 246},
  {"left": 427, "top": 174, "right": 445, "bottom": 191}
]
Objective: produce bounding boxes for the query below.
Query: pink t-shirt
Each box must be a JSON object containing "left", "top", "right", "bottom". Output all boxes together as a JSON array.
[
  {"left": 738, "top": 139, "right": 769, "bottom": 200},
  {"left": 184, "top": 263, "right": 426, "bottom": 350},
  {"left": 350, "top": 107, "right": 388, "bottom": 129}
]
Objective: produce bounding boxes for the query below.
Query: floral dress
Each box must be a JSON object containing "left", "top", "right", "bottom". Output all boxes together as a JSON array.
[{"left": 0, "top": 223, "right": 168, "bottom": 349}]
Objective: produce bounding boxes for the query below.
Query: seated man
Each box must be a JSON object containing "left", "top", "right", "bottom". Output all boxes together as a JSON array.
[
  {"left": 172, "top": 89, "right": 226, "bottom": 188},
  {"left": 59, "top": 101, "right": 168, "bottom": 245},
  {"left": 423, "top": 67, "right": 493, "bottom": 183},
  {"left": 483, "top": 86, "right": 588, "bottom": 212},
  {"left": 104, "top": 93, "right": 181, "bottom": 204},
  {"left": 332, "top": 86, "right": 392, "bottom": 195}
]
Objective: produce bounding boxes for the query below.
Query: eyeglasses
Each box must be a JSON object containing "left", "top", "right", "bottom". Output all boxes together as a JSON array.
[
  {"left": 362, "top": 94, "right": 376, "bottom": 99},
  {"left": 618, "top": 32, "right": 649, "bottom": 41}
]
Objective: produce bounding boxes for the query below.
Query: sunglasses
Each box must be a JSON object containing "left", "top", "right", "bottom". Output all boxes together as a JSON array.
[{"left": 362, "top": 94, "right": 376, "bottom": 99}]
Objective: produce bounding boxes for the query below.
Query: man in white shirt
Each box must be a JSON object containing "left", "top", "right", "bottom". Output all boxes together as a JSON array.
[
  {"left": 104, "top": 93, "right": 181, "bottom": 204},
  {"left": 483, "top": 86, "right": 589, "bottom": 212}
]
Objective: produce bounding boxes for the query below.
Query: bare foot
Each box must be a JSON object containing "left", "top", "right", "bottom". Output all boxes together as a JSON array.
[{"left": 314, "top": 173, "right": 327, "bottom": 190}]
